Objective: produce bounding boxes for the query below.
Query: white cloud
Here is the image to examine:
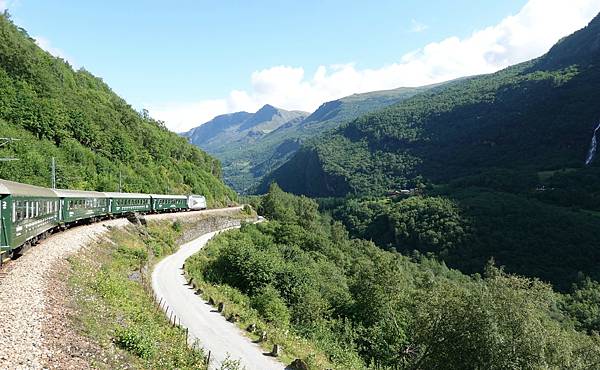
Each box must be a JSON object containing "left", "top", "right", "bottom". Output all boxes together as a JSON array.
[
  {"left": 410, "top": 19, "right": 428, "bottom": 33},
  {"left": 149, "top": 0, "right": 600, "bottom": 132},
  {"left": 34, "top": 36, "right": 76, "bottom": 67}
]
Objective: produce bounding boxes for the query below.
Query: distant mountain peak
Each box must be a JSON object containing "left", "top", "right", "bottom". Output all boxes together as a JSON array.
[
  {"left": 251, "top": 104, "right": 280, "bottom": 122},
  {"left": 258, "top": 103, "right": 277, "bottom": 112}
]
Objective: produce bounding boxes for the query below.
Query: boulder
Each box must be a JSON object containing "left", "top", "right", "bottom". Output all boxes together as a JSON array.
[{"left": 289, "top": 359, "right": 309, "bottom": 370}]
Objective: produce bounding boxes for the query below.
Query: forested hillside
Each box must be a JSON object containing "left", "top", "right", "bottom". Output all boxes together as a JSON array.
[
  {"left": 264, "top": 14, "right": 600, "bottom": 197},
  {"left": 0, "top": 13, "right": 235, "bottom": 205},
  {"left": 186, "top": 186, "right": 600, "bottom": 369},
  {"left": 261, "top": 13, "right": 600, "bottom": 289}
]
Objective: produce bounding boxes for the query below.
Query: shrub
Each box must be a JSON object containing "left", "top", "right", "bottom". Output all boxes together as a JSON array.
[
  {"left": 114, "top": 326, "right": 154, "bottom": 359},
  {"left": 250, "top": 285, "right": 290, "bottom": 327}
]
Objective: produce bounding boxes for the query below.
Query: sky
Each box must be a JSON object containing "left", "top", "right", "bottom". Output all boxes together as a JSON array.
[{"left": 2, "top": 1, "right": 600, "bottom": 132}]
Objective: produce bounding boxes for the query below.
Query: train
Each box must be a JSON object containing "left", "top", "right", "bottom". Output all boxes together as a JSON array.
[{"left": 0, "top": 178, "right": 207, "bottom": 263}]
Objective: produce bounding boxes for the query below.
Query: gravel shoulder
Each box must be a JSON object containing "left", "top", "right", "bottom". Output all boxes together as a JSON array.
[
  {"left": 0, "top": 218, "right": 129, "bottom": 370},
  {"left": 152, "top": 228, "right": 286, "bottom": 370}
]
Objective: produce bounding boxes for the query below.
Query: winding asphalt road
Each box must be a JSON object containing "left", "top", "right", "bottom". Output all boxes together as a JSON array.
[{"left": 151, "top": 226, "right": 285, "bottom": 370}]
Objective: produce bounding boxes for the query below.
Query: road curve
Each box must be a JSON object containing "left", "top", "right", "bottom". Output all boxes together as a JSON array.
[{"left": 151, "top": 227, "right": 285, "bottom": 370}]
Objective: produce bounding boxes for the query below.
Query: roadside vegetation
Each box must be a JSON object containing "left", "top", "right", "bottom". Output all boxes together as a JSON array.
[
  {"left": 186, "top": 184, "right": 600, "bottom": 369},
  {"left": 68, "top": 221, "right": 209, "bottom": 369}
]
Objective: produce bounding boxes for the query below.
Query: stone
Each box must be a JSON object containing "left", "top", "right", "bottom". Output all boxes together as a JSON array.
[
  {"left": 289, "top": 359, "right": 309, "bottom": 370},
  {"left": 270, "top": 344, "right": 282, "bottom": 357},
  {"left": 259, "top": 331, "right": 268, "bottom": 342},
  {"left": 217, "top": 302, "right": 224, "bottom": 312}
]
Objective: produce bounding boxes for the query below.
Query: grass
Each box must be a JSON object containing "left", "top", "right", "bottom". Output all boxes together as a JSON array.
[
  {"left": 69, "top": 222, "right": 208, "bottom": 369},
  {"left": 537, "top": 167, "right": 577, "bottom": 182},
  {"left": 67, "top": 211, "right": 252, "bottom": 369}
]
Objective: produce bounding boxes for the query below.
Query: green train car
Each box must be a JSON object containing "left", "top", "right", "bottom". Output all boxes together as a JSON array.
[
  {"left": 0, "top": 180, "right": 60, "bottom": 256},
  {"left": 0, "top": 178, "right": 211, "bottom": 262},
  {"left": 54, "top": 189, "right": 109, "bottom": 223},
  {"left": 151, "top": 194, "right": 188, "bottom": 212},
  {"left": 105, "top": 192, "right": 152, "bottom": 215}
]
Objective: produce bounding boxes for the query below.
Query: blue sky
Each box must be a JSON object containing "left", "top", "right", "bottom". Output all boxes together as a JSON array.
[{"left": 3, "top": 1, "right": 600, "bottom": 131}]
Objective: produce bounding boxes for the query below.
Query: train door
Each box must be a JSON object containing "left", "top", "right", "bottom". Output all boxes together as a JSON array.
[{"left": 0, "top": 195, "right": 10, "bottom": 251}]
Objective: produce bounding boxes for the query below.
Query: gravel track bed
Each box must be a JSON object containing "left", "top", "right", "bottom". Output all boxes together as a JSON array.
[
  {"left": 0, "top": 219, "right": 129, "bottom": 369},
  {"left": 0, "top": 207, "right": 242, "bottom": 369}
]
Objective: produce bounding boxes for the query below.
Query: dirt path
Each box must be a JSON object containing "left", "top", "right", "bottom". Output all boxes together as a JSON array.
[{"left": 151, "top": 228, "right": 285, "bottom": 370}]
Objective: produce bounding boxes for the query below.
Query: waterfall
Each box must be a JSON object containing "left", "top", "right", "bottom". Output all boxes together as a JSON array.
[{"left": 585, "top": 122, "right": 600, "bottom": 165}]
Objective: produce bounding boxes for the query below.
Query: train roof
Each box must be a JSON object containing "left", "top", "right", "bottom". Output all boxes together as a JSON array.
[
  {"left": 149, "top": 194, "right": 188, "bottom": 199},
  {"left": 103, "top": 192, "right": 151, "bottom": 199},
  {"left": 0, "top": 179, "right": 58, "bottom": 197},
  {"left": 54, "top": 189, "right": 108, "bottom": 198}
]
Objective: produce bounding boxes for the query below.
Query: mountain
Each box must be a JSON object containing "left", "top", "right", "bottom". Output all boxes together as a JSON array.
[
  {"left": 0, "top": 13, "right": 236, "bottom": 205},
  {"left": 183, "top": 104, "right": 308, "bottom": 152},
  {"left": 182, "top": 104, "right": 309, "bottom": 192},
  {"left": 263, "top": 13, "right": 600, "bottom": 198},
  {"left": 261, "top": 13, "right": 600, "bottom": 289},
  {"left": 185, "top": 85, "right": 444, "bottom": 193}
]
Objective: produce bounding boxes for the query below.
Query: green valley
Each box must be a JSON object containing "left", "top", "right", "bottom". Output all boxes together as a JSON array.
[{"left": 258, "top": 13, "right": 600, "bottom": 291}]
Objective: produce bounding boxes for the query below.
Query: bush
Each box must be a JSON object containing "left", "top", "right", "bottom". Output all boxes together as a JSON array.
[
  {"left": 251, "top": 285, "right": 290, "bottom": 327},
  {"left": 114, "top": 326, "right": 155, "bottom": 359}
]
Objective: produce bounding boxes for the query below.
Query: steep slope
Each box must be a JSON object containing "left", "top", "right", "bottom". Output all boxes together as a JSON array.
[
  {"left": 264, "top": 13, "right": 600, "bottom": 197},
  {"left": 262, "top": 12, "right": 600, "bottom": 289},
  {"left": 182, "top": 104, "right": 309, "bottom": 192},
  {"left": 183, "top": 104, "right": 308, "bottom": 154},
  {"left": 0, "top": 14, "right": 236, "bottom": 205},
  {"left": 189, "top": 85, "right": 440, "bottom": 193},
  {"left": 183, "top": 111, "right": 253, "bottom": 147}
]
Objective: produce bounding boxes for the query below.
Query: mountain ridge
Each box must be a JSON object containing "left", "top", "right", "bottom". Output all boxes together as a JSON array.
[
  {"left": 184, "top": 84, "right": 446, "bottom": 192},
  {"left": 262, "top": 13, "right": 600, "bottom": 197}
]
